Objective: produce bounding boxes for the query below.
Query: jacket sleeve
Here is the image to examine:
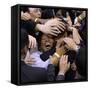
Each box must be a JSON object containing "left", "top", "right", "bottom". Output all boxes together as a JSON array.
[
  {"left": 47, "top": 64, "right": 55, "bottom": 81},
  {"left": 21, "top": 20, "right": 36, "bottom": 37},
  {"left": 56, "top": 75, "right": 65, "bottom": 81},
  {"left": 47, "top": 64, "right": 65, "bottom": 81}
]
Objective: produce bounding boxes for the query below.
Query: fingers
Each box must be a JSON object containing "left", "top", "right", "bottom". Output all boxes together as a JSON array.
[
  {"left": 50, "top": 32, "right": 58, "bottom": 36},
  {"left": 51, "top": 27, "right": 61, "bottom": 33},
  {"left": 65, "top": 55, "right": 68, "bottom": 62},
  {"left": 60, "top": 55, "right": 69, "bottom": 67},
  {"left": 50, "top": 26, "right": 61, "bottom": 36},
  {"left": 59, "top": 55, "right": 70, "bottom": 75},
  {"left": 63, "top": 55, "right": 68, "bottom": 63},
  {"left": 63, "top": 37, "right": 70, "bottom": 45},
  {"left": 64, "top": 44, "right": 70, "bottom": 50},
  {"left": 63, "top": 37, "right": 73, "bottom": 44},
  {"left": 60, "top": 55, "right": 68, "bottom": 62},
  {"left": 28, "top": 35, "right": 37, "bottom": 49},
  {"left": 51, "top": 29, "right": 61, "bottom": 34},
  {"left": 21, "top": 12, "right": 31, "bottom": 21},
  {"left": 31, "top": 38, "right": 37, "bottom": 48},
  {"left": 51, "top": 20, "right": 66, "bottom": 32},
  {"left": 58, "top": 22, "right": 66, "bottom": 31},
  {"left": 73, "top": 28, "right": 82, "bottom": 44},
  {"left": 25, "top": 59, "right": 36, "bottom": 64},
  {"left": 43, "top": 18, "right": 67, "bottom": 36},
  {"left": 28, "top": 38, "right": 31, "bottom": 48}
]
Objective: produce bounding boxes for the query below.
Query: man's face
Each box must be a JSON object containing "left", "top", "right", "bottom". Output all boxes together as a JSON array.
[
  {"left": 28, "top": 8, "right": 41, "bottom": 18},
  {"left": 40, "top": 34, "right": 54, "bottom": 52}
]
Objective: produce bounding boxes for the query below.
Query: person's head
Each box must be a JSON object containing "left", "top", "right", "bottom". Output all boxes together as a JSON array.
[
  {"left": 28, "top": 8, "right": 41, "bottom": 19},
  {"left": 21, "top": 29, "right": 29, "bottom": 60},
  {"left": 38, "top": 34, "right": 55, "bottom": 52}
]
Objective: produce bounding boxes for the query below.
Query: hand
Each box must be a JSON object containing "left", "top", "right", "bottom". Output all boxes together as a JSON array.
[
  {"left": 36, "top": 18, "right": 66, "bottom": 36},
  {"left": 56, "top": 46, "right": 66, "bottom": 56},
  {"left": 49, "top": 46, "right": 66, "bottom": 65},
  {"left": 24, "top": 58, "right": 36, "bottom": 64},
  {"left": 45, "top": 18, "right": 66, "bottom": 31},
  {"left": 28, "top": 35, "right": 37, "bottom": 49},
  {"left": 49, "top": 55, "right": 59, "bottom": 65},
  {"left": 66, "top": 16, "right": 72, "bottom": 26},
  {"left": 36, "top": 24, "right": 60, "bottom": 36},
  {"left": 21, "top": 11, "right": 31, "bottom": 21},
  {"left": 45, "top": 18, "right": 66, "bottom": 33},
  {"left": 56, "top": 37, "right": 65, "bottom": 48},
  {"left": 63, "top": 37, "right": 79, "bottom": 51},
  {"left": 67, "top": 26, "right": 82, "bottom": 44},
  {"left": 58, "top": 55, "right": 70, "bottom": 75},
  {"left": 72, "top": 27, "right": 82, "bottom": 44},
  {"left": 24, "top": 50, "right": 36, "bottom": 64}
]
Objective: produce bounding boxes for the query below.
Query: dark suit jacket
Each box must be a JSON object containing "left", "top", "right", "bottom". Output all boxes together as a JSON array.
[
  {"left": 21, "top": 20, "right": 36, "bottom": 37},
  {"left": 21, "top": 61, "right": 65, "bottom": 83},
  {"left": 21, "top": 61, "right": 47, "bottom": 83}
]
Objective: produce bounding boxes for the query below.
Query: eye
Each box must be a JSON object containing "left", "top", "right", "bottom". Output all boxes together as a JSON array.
[{"left": 41, "top": 40, "right": 45, "bottom": 42}]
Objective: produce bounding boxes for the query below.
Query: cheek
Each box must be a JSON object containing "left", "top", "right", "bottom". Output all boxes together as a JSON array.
[
  {"left": 40, "top": 41, "right": 45, "bottom": 48},
  {"left": 50, "top": 40, "right": 54, "bottom": 45},
  {"left": 31, "top": 12, "right": 37, "bottom": 18},
  {"left": 41, "top": 40, "right": 46, "bottom": 45},
  {"left": 34, "top": 13, "right": 40, "bottom": 18}
]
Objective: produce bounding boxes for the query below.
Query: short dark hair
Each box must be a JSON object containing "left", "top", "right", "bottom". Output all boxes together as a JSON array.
[{"left": 21, "top": 29, "right": 29, "bottom": 50}]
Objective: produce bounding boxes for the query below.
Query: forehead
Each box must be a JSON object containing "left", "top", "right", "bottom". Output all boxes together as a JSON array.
[
  {"left": 28, "top": 8, "right": 41, "bottom": 12},
  {"left": 41, "top": 34, "right": 53, "bottom": 39}
]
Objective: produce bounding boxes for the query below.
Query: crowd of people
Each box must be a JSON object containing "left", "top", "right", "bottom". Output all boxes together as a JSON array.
[{"left": 20, "top": 7, "right": 87, "bottom": 83}]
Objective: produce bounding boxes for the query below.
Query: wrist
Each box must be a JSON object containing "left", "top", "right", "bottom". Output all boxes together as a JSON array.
[
  {"left": 35, "top": 18, "right": 38, "bottom": 22},
  {"left": 58, "top": 71, "right": 65, "bottom": 76},
  {"left": 35, "top": 24, "right": 43, "bottom": 32},
  {"left": 54, "top": 52, "right": 60, "bottom": 58},
  {"left": 49, "top": 55, "right": 59, "bottom": 65}
]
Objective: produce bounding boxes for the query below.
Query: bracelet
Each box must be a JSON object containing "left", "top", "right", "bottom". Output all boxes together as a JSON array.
[
  {"left": 78, "top": 16, "right": 82, "bottom": 21},
  {"left": 35, "top": 18, "right": 38, "bottom": 23},
  {"left": 54, "top": 52, "right": 60, "bottom": 58}
]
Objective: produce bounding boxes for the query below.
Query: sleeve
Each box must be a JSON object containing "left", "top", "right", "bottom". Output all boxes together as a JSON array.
[
  {"left": 47, "top": 64, "right": 55, "bottom": 81},
  {"left": 21, "top": 20, "right": 36, "bottom": 37},
  {"left": 56, "top": 75, "right": 65, "bottom": 81},
  {"left": 21, "top": 61, "right": 48, "bottom": 83}
]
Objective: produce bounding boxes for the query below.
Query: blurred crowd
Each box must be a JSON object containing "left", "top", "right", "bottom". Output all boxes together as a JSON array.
[{"left": 20, "top": 7, "right": 87, "bottom": 83}]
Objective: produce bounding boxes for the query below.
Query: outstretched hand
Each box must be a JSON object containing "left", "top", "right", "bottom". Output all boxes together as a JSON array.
[{"left": 58, "top": 55, "right": 70, "bottom": 75}]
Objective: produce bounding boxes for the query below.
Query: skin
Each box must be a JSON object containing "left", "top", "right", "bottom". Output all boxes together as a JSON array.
[
  {"left": 28, "top": 8, "right": 41, "bottom": 19},
  {"left": 40, "top": 34, "right": 55, "bottom": 52},
  {"left": 58, "top": 55, "right": 70, "bottom": 75}
]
